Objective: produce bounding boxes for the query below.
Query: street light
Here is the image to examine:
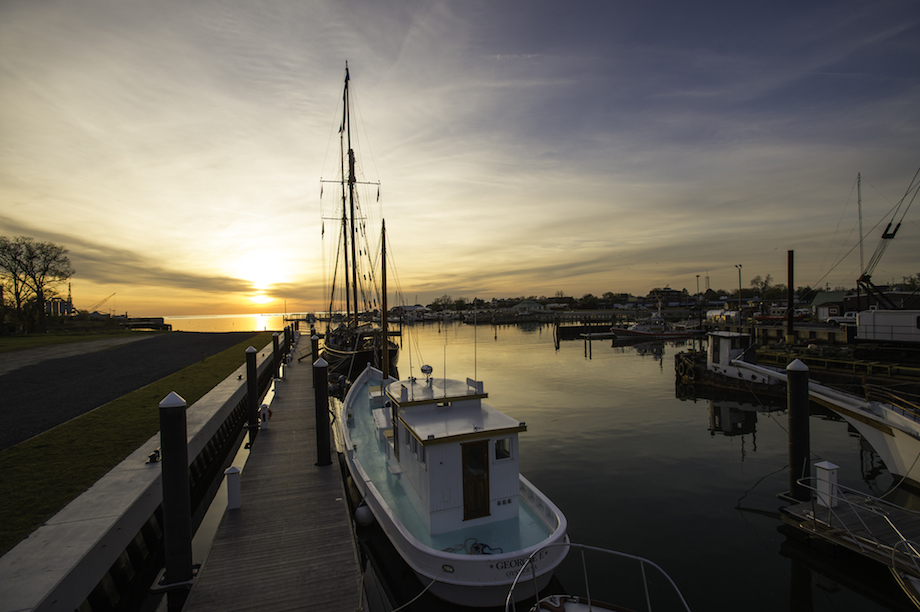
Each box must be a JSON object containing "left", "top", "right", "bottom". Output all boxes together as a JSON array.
[{"left": 734, "top": 264, "right": 743, "bottom": 322}]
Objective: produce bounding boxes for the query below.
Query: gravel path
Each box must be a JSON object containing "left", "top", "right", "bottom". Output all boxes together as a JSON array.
[{"left": 0, "top": 332, "right": 262, "bottom": 451}]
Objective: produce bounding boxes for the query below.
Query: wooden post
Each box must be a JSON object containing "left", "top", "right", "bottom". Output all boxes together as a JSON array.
[
  {"left": 313, "top": 357, "right": 332, "bottom": 466},
  {"left": 787, "top": 359, "right": 811, "bottom": 502},
  {"left": 158, "top": 391, "right": 193, "bottom": 606},
  {"left": 272, "top": 332, "right": 281, "bottom": 380},
  {"left": 786, "top": 250, "right": 796, "bottom": 343},
  {"left": 245, "top": 346, "right": 258, "bottom": 446}
]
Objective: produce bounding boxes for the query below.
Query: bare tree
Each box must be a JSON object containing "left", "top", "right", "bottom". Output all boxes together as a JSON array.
[{"left": 0, "top": 236, "right": 75, "bottom": 332}]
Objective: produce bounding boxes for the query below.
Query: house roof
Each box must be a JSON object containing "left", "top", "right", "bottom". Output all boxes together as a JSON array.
[{"left": 810, "top": 291, "right": 849, "bottom": 306}]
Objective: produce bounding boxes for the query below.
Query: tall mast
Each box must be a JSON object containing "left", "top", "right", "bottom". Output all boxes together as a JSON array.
[
  {"left": 340, "top": 89, "right": 351, "bottom": 322},
  {"left": 381, "top": 219, "right": 389, "bottom": 378},
  {"left": 344, "top": 63, "right": 360, "bottom": 328},
  {"left": 858, "top": 172, "right": 864, "bottom": 274}
]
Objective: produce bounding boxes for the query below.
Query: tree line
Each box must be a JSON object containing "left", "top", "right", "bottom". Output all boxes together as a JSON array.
[{"left": 0, "top": 236, "right": 75, "bottom": 333}]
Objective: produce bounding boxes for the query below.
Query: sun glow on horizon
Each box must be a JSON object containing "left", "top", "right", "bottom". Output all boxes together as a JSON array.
[{"left": 249, "top": 292, "right": 273, "bottom": 305}]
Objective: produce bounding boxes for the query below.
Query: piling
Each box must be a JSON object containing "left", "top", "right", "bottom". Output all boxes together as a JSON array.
[
  {"left": 786, "top": 250, "right": 795, "bottom": 343},
  {"left": 158, "top": 391, "right": 193, "bottom": 608},
  {"left": 245, "top": 347, "right": 258, "bottom": 444},
  {"left": 787, "top": 359, "right": 811, "bottom": 501},
  {"left": 313, "top": 357, "right": 332, "bottom": 466},
  {"left": 272, "top": 332, "right": 281, "bottom": 380}
]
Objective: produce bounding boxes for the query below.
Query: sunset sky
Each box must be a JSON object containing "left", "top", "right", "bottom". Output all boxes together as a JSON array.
[{"left": 2, "top": 0, "right": 918, "bottom": 316}]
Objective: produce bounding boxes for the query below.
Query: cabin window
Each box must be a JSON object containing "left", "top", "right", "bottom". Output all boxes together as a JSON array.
[
  {"left": 711, "top": 336, "right": 721, "bottom": 364},
  {"left": 495, "top": 437, "right": 511, "bottom": 461}
]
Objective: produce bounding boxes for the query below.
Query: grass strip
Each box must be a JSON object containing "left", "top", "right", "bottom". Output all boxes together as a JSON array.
[{"left": 0, "top": 331, "right": 272, "bottom": 555}]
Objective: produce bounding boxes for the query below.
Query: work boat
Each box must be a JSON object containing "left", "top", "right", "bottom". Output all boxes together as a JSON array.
[{"left": 340, "top": 364, "right": 569, "bottom": 607}]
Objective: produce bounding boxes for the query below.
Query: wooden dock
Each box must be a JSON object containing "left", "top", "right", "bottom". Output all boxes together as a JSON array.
[
  {"left": 183, "top": 343, "right": 363, "bottom": 611},
  {"left": 781, "top": 491, "right": 920, "bottom": 579}
]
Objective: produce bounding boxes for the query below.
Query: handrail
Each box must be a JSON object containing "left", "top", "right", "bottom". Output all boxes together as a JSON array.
[
  {"left": 503, "top": 541, "right": 691, "bottom": 612},
  {"left": 795, "top": 476, "right": 920, "bottom": 568}
]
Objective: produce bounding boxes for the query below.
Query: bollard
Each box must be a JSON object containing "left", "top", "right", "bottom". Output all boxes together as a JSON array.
[
  {"left": 313, "top": 357, "right": 332, "bottom": 466},
  {"left": 787, "top": 359, "right": 811, "bottom": 502},
  {"left": 260, "top": 403, "right": 270, "bottom": 430},
  {"left": 158, "top": 392, "right": 193, "bottom": 604},
  {"left": 225, "top": 466, "right": 241, "bottom": 510}
]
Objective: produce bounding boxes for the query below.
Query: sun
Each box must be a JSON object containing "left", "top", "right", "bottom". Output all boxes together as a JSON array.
[{"left": 249, "top": 292, "right": 273, "bottom": 305}]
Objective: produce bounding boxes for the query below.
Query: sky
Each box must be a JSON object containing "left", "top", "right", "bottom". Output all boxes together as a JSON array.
[{"left": 1, "top": 0, "right": 918, "bottom": 316}]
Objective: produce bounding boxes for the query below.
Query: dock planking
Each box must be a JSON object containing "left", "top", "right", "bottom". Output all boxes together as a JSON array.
[
  {"left": 782, "top": 493, "right": 920, "bottom": 577},
  {"left": 184, "top": 344, "right": 363, "bottom": 611}
]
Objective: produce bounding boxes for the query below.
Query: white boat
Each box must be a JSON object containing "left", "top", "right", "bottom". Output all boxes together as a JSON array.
[
  {"left": 732, "top": 359, "right": 920, "bottom": 487},
  {"left": 340, "top": 364, "right": 569, "bottom": 607},
  {"left": 611, "top": 308, "right": 703, "bottom": 340}
]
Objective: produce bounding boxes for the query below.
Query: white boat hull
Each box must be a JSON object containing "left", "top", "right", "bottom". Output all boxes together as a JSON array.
[
  {"left": 341, "top": 366, "right": 568, "bottom": 607},
  {"left": 344, "top": 447, "right": 568, "bottom": 606}
]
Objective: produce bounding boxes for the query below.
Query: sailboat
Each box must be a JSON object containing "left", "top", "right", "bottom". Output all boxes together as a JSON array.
[{"left": 320, "top": 63, "right": 398, "bottom": 379}]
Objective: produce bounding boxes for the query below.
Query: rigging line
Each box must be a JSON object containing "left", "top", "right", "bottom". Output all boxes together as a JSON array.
[{"left": 808, "top": 197, "right": 907, "bottom": 290}]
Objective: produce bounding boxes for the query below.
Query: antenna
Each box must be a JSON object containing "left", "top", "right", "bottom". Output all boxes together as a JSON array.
[{"left": 473, "top": 297, "right": 478, "bottom": 383}]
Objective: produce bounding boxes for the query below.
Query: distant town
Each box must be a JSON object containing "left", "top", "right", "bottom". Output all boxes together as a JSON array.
[{"left": 410, "top": 273, "right": 920, "bottom": 316}]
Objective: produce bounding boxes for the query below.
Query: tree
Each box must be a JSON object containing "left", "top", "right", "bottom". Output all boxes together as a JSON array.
[{"left": 0, "top": 236, "right": 75, "bottom": 333}]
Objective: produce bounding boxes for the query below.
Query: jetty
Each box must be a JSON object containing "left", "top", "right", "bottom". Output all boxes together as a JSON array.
[
  {"left": 0, "top": 333, "right": 364, "bottom": 612},
  {"left": 184, "top": 345, "right": 362, "bottom": 611}
]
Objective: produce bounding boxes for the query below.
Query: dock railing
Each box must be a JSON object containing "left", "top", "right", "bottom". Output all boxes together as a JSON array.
[
  {"left": 794, "top": 476, "right": 920, "bottom": 576},
  {"left": 504, "top": 542, "right": 691, "bottom": 612}
]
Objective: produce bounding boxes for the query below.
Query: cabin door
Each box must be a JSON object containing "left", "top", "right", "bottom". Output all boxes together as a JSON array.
[{"left": 462, "top": 440, "right": 490, "bottom": 521}]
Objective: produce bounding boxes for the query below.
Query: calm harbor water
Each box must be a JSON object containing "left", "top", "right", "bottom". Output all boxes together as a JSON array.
[{"left": 168, "top": 315, "right": 912, "bottom": 611}]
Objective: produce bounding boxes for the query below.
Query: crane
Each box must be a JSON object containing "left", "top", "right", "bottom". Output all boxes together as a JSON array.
[
  {"left": 857, "top": 166, "right": 919, "bottom": 309},
  {"left": 88, "top": 293, "right": 115, "bottom": 313}
]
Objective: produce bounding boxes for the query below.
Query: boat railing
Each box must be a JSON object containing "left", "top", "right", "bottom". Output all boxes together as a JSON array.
[
  {"left": 795, "top": 476, "right": 920, "bottom": 571},
  {"left": 864, "top": 385, "right": 920, "bottom": 424},
  {"left": 519, "top": 478, "right": 560, "bottom": 532},
  {"left": 504, "top": 542, "right": 691, "bottom": 612}
]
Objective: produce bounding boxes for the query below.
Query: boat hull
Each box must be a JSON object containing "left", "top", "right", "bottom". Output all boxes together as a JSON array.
[
  {"left": 830, "top": 405, "right": 920, "bottom": 487},
  {"left": 341, "top": 366, "right": 568, "bottom": 607}
]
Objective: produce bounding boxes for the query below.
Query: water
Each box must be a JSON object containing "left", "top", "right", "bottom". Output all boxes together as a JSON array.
[{"left": 168, "top": 315, "right": 912, "bottom": 611}]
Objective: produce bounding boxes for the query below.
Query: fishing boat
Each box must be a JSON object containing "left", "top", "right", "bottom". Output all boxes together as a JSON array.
[
  {"left": 320, "top": 63, "right": 398, "bottom": 378},
  {"left": 339, "top": 363, "right": 569, "bottom": 607}
]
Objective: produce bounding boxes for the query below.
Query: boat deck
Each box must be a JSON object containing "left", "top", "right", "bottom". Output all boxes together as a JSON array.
[
  {"left": 347, "top": 375, "right": 553, "bottom": 554},
  {"left": 183, "top": 344, "right": 363, "bottom": 612}
]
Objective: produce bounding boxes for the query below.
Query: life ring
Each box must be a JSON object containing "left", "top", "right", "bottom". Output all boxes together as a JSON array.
[
  {"left": 678, "top": 361, "right": 687, "bottom": 376},
  {"left": 687, "top": 367, "right": 696, "bottom": 381}
]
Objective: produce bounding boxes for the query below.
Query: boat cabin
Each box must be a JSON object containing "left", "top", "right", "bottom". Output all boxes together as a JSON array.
[
  {"left": 372, "top": 375, "right": 527, "bottom": 536},
  {"left": 707, "top": 331, "right": 775, "bottom": 385}
]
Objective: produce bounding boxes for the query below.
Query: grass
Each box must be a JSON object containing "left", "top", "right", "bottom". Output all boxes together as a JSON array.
[
  {"left": 0, "top": 331, "right": 273, "bottom": 555},
  {"left": 0, "top": 330, "right": 144, "bottom": 354}
]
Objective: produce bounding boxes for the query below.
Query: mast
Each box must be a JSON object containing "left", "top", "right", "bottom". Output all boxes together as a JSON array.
[
  {"left": 344, "top": 62, "right": 360, "bottom": 329},
  {"left": 381, "top": 219, "right": 389, "bottom": 378},
  {"left": 858, "top": 172, "right": 863, "bottom": 311},
  {"left": 340, "top": 66, "right": 352, "bottom": 323},
  {"left": 858, "top": 172, "right": 864, "bottom": 273}
]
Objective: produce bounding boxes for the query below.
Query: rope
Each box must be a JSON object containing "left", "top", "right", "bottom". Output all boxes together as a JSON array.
[{"left": 390, "top": 567, "right": 446, "bottom": 612}]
